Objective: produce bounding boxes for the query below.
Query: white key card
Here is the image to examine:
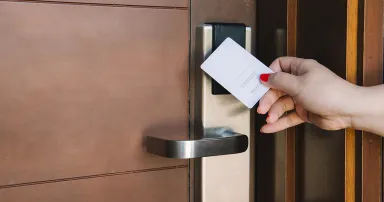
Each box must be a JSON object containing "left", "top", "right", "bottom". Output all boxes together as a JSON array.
[{"left": 201, "top": 37, "right": 274, "bottom": 108}]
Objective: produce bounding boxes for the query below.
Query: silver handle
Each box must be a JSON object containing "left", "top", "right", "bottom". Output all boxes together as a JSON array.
[{"left": 144, "top": 127, "right": 248, "bottom": 159}]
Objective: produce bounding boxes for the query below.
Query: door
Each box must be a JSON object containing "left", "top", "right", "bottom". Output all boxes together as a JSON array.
[
  {"left": 0, "top": 1, "right": 189, "bottom": 201},
  {"left": 0, "top": 0, "right": 256, "bottom": 202}
]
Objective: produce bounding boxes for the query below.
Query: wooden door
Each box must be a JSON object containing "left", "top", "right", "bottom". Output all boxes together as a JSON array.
[
  {"left": 0, "top": 0, "right": 259, "bottom": 201},
  {"left": 255, "top": 0, "right": 384, "bottom": 201},
  {"left": 0, "top": 1, "right": 189, "bottom": 201}
]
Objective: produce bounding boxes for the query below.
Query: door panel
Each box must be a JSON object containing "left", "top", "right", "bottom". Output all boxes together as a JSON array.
[
  {"left": 0, "top": 167, "right": 188, "bottom": 202},
  {"left": 0, "top": 2, "right": 188, "bottom": 186},
  {"left": 27, "top": 0, "right": 188, "bottom": 8},
  {"left": 296, "top": 0, "right": 347, "bottom": 201},
  {"left": 254, "top": 0, "right": 288, "bottom": 200}
]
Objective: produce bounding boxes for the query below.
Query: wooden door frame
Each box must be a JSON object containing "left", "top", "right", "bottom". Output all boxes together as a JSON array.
[
  {"left": 360, "top": 0, "right": 383, "bottom": 201},
  {"left": 285, "top": 0, "right": 297, "bottom": 202},
  {"left": 282, "top": 0, "right": 384, "bottom": 201}
]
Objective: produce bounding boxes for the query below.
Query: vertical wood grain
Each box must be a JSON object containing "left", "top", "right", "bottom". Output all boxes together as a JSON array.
[
  {"left": 345, "top": 0, "right": 358, "bottom": 201},
  {"left": 362, "top": 133, "right": 382, "bottom": 202},
  {"left": 345, "top": 128, "right": 356, "bottom": 202},
  {"left": 362, "top": 0, "right": 383, "bottom": 201},
  {"left": 287, "top": 0, "right": 297, "bottom": 57},
  {"left": 286, "top": 0, "right": 297, "bottom": 202}
]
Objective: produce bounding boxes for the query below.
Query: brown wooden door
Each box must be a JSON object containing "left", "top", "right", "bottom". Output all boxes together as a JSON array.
[
  {"left": 4, "top": 1, "right": 384, "bottom": 202},
  {"left": 0, "top": 1, "right": 189, "bottom": 201},
  {"left": 255, "top": 0, "right": 384, "bottom": 202}
]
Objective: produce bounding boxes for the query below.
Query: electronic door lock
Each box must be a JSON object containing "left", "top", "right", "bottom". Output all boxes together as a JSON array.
[
  {"left": 205, "top": 23, "right": 250, "bottom": 95},
  {"left": 144, "top": 23, "right": 251, "bottom": 162}
]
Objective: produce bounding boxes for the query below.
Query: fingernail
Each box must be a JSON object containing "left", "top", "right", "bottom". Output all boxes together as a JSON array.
[{"left": 260, "top": 73, "right": 271, "bottom": 82}]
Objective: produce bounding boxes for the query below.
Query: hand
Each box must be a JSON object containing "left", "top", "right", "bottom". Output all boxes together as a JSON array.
[{"left": 257, "top": 56, "right": 360, "bottom": 133}]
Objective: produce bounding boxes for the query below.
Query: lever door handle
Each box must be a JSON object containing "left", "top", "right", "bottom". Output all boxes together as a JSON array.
[{"left": 144, "top": 127, "right": 248, "bottom": 159}]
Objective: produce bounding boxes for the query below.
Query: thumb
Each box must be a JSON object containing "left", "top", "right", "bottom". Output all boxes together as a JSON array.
[{"left": 260, "top": 72, "right": 301, "bottom": 96}]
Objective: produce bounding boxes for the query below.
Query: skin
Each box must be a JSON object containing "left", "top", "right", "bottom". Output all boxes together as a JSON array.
[{"left": 258, "top": 56, "right": 384, "bottom": 136}]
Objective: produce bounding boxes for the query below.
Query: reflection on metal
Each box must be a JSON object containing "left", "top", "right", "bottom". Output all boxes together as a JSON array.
[
  {"left": 275, "top": 29, "right": 287, "bottom": 58},
  {"left": 145, "top": 127, "right": 248, "bottom": 159}
]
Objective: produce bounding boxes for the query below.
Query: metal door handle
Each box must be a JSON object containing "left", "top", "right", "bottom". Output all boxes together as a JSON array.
[{"left": 144, "top": 127, "right": 248, "bottom": 159}]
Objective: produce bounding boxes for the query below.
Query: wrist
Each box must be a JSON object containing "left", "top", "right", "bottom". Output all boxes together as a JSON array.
[
  {"left": 348, "top": 86, "right": 366, "bottom": 130},
  {"left": 349, "top": 85, "right": 383, "bottom": 131}
]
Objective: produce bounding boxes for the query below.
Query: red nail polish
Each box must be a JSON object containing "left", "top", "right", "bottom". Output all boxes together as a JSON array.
[{"left": 260, "top": 73, "right": 271, "bottom": 82}]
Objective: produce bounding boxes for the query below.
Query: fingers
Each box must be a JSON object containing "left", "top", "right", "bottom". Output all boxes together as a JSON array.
[
  {"left": 257, "top": 89, "right": 286, "bottom": 114},
  {"left": 260, "top": 57, "right": 310, "bottom": 95},
  {"left": 268, "top": 56, "right": 295, "bottom": 72},
  {"left": 260, "top": 111, "right": 305, "bottom": 133},
  {"left": 266, "top": 96, "right": 295, "bottom": 123},
  {"left": 261, "top": 72, "right": 301, "bottom": 96},
  {"left": 295, "top": 104, "right": 310, "bottom": 123},
  {"left": 269, "top": 56, "right": 308, "bottom": 75},
  {"left": 260, "top": 73, "right": 301, "bottom": 95},
  {"left": 306, "top": 113, "right": 344, "bottom": 130}
]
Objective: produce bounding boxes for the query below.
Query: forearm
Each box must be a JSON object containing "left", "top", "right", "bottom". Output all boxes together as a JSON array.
[{"left": 351, "top": 84, "right": 384, "bottom": 136}]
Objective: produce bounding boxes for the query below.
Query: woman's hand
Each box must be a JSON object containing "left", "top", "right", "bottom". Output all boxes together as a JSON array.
[{"left": 257, "top": 57, "right": 360, "bottom": 133}]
